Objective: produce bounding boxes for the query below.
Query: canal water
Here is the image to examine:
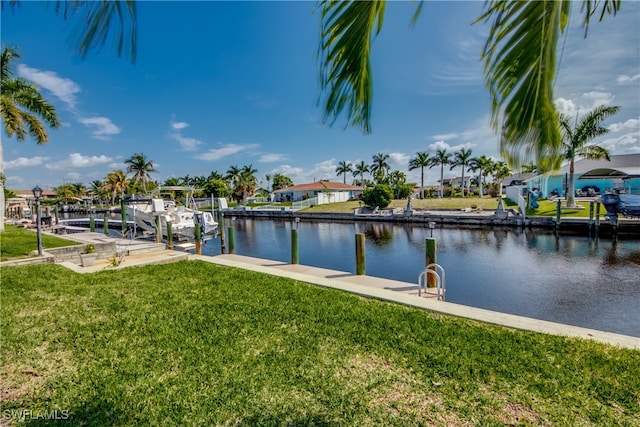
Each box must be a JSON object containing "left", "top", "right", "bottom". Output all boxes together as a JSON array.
[{"left": 201, "top": 218, "right": 640, "bottom": 337}]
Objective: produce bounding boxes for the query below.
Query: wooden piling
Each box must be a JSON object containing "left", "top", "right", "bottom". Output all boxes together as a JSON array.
[
  {"left": 218, "top": 211, "right": 226, "bottom": 254},
  {"left": 228, "top": 227, "right": 235, "bottom": 254},
  {"left": 595, "top": 202, "right": 601, "bottom": 235},
  {"left": 355, "top": 233, "right": 366, "bottom": 275},
  {"left": 90, "top": 214, "right": 95, "bottom": 232},
  {"left": 167, "top": 221, "right": 173, "bottom": 250},
  {"left": 291, "top": 229, "right": 299, "bottom": 264},
  {"left": 425, "top": 238, "right": 437, "bottom": 288},
  {"left": 194, "top": 221, "right": 201, "bottom": 255},
  {"left": 121, "top": 201, "right": 127, "bottom": 237},
  {"left": 589, "top": 201, "right": 595, "bottom": 233},
  {"left": 155, "top": 215, "right": 162, "bottom": 244},
  {"left": 555, "top": 200, "right": 562, "bottom": 231},
  {"left": 103, "top": 216, "right": 109, "bottom": 235}
]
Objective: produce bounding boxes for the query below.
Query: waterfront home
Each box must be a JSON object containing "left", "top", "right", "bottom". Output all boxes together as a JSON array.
[
  {"left": 518, "top": 154, "right": 640, "bottom": 197},
  {"left": 274, "top": 181, "right": 363, "bottom": 204}
]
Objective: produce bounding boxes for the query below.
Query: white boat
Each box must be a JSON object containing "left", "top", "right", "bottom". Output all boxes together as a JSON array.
[{"left": 126, "top": 187, "right": 218, "bottom": 240}]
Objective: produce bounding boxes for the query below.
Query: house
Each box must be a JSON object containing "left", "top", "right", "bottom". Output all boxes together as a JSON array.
[
  {"left": 13, "top": 189, "right": 58, "bottom": 200},
  {"left": 274, "top": 181, "right": 363, "bottom": 204},
  {"left": 520, "top": 154, "right": 640, "bottom": 197}
]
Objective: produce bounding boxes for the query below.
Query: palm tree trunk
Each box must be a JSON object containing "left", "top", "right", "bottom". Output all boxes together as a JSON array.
[
  {"left": 0, "top": 137, "right": 5, "bottom": 232},
  {"left": 478, "top": 171, "right": 483, "bottom": 198},
  {"left": 567, "top": 159, "right": 576, "bottom": 207},
  {"left": 439, "top": 165, "right": 444, "bottom": 198},
  {"left": 420, "top": 168, "right": 424, "bottom": 199},
  {"left": 461, "top": 169, "right": 466, "bottom": 197}
]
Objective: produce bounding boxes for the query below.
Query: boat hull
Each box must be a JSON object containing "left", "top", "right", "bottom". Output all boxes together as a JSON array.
[{"left": 126, "top": 199, "right": 218, "bottom": 240}]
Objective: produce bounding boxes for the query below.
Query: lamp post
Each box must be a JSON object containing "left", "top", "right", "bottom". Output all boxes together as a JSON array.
[
  {"left": 32, "top": 185, "right": 43, "bottom": 256},
  {"left": 428, "top": 221, "right": 436, "bottom": 238}
]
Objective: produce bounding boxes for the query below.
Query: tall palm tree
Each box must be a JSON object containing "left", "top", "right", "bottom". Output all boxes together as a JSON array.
[
  {"left": 370, "top": 152, "right": 390, "bottom": 183},
  {"left": 408, "top": 151, "right": 430, "bottom": 199},
  {"left": 317, "top": 1, "right": 621, "bottom": 171},
  {"left": 468, "top": 155, "right": 494, "bottom": 197},
  {"left": 103, "top": 169, "right": 129, "bottom": 204},
  {"left": 449, "top": 148, "right": 473, "bottom": 197},
  {"left": 1, "top": 46, "right": 60, "bottom": 232},
  {"left": 352, "top": 160, "right": 370, "bottom": 187},
  {"left": 125, "top": 152, "right": 156, "bottom": 195},
  {"left": 235, "top": 164, "right": 258, "bottom": 203},
  {"left": 264, "top": 173, "right": 272, "bottom": 193},
  {"left": 429, "top": 149, "right": 451, "bottom": 198},
  {"left": 225, "top": 165, "right": 241, "bottom": 189},
  {"left": 559, "top": 105, "right": 619, "bottom": 207},
  {"left": 335, "top": 160, "right": 353, "bottom": 184}
]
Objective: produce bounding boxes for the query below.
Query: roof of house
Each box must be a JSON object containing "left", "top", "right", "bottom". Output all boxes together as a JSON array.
[
  {"left": 523, "top": 154, "right": 640, "bottom": 180},
  {"left": 274, "top": 181, "right": 363, "bottom": 193},
  {"left": 13, "top": 189, "right": 58, "bottom": 198}
]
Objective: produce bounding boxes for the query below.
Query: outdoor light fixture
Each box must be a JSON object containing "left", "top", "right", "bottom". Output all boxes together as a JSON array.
[
  {"left": 428, "top": 221, "right": 436, "bottom": 238},
  {"left": 32, "top": 185, "right": 43, "bottom": 256},
  {"left": 295, "top": 217, "right": 300, "bottom": 229}
]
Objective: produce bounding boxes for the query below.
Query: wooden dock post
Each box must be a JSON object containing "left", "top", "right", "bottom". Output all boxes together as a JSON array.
[
  {"left": 103, "top": 216, "right": 109, "bottom": 235},
  {"left": 355, "top": 233, "right": 366, "bottom": 275},
  {"left": 90, "top": 214, "right": 95, "bottom": 232},
  {"left": 589, "top": 201, "right": 595, "bottom": 233},
  {"left": 595, "top": 202, "right": 601, "bottom": 235},
  {"left": 218, "top": 211, "right": 226, "bottom": 254},
  {"left": 228, "top": 227, "right": 235, "bottom": 254},
  {"left": 167, "top": 221, "right": 173, "bottom": 250},
  {"left": 194, "top": 221, "right": 202, "bottom": 255},
  {"left": 121, "top": 201, "right": 127, "bottom": 237},
  {"left": 155, "top": 215, "right": 162, "bottom": 244},
  {"left": 291, "top": 229, "right": 299, "bottom": 264},
  {"left": 425, "top": 238, "right": 437, "bottom": 288},
  {"left": 555, "top": 200, "right": 562, "bottom": 231}
]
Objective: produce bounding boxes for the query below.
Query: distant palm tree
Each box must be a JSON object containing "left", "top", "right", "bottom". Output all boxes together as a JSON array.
[
  {"left": 559, "top": 105, "right": 619, "bottom": 207},
  {"left": 352, "top": 160, "right": 370, "bottom": 187},
  {"left": 335, "top": 161, "right": 353, "bottom": 184},
  {"left": 468, "top": 155, "right": 494, "bottom": 197},
  {"left": 125, "top": 153, "right": 156, "bottom": 194},
  {"left": 71, "top": 182, "right": 88, "bottom": 198},
  {"left": 1, "top": 46, "right": 60, "bottom": 232},
  {"left": 492, "top": 161, "right": 511, "bottom": 194},
  {"left": 371, "top": 153, "right": 390, "bottom": 183},
  {"left": 429, "top": 149, "right": 451, "bottom": 198},
  {"left": 521, "top": 162, "right": 538, "bottom": 174},
  {"left": 408, "top": 151, "right": 431, "bottom": 199},
  {"left": 234, "top": 164, "right": 258, "bottom": 203},
  {"left": 225, "top": 165, "right": 241, "bottom": 189},
  {"left": 450, "top": 148, "right": 473, "bottom": 197},
  {"left": 103, "top": 170, "right": 129, "bottom": 204},
  {"left": 264, "top": 174, "right": 272, "bottom": 193}
]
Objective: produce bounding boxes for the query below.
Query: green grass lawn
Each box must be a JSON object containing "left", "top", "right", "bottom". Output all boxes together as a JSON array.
[
  {"left": 1, "top": 224, "right": 79, "bottom": 261},
  {"left": 2, "top": 262, "right": 639, "bottom": 425}
]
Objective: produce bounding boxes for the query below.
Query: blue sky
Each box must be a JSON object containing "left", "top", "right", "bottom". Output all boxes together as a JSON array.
[{"left": 2, "top": 1, "right": 639, "bottom": 191}]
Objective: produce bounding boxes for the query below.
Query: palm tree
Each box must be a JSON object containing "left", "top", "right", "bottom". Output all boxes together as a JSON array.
[
  {"left": 449, "top": 148, "right": 473, "bottom": 197},
  {"left": 231, "top": 164, "right": 258, "bottom": 203},
  {"left": 370, "top": 153, "right": 390, "bottom": 183},
  {"left": 521, "top": 162, "right": 539, "bottom": 174},
  {"left": 317, "top": 1, "right": 621, "bottom": 171},
  {"left": 125, "top": 153, "right": 156, "bottom": 195},
  {"left": 559, "top": 105, "right": 619, "bottom": 207},
  {"left": 335, "top": 161, "right": 353, "bottom": 184},
  {"left": 264, "top": 174, "right": 272, "bottom": 193},
  {"left": 1, "top": 46, "right": 60, "bottom": 232},
  {"left": 429, "top": 149, "right": 451, "bottom": 198},
  {"left": 408, "top": 152, "right": 431, "bottom": 199},
  {"left": 103, "top": 170, "right": 129, "bottom": 204},
  {"left": 225, "top": 165, "right": 241, "bottom": 189},
  {"left": 352, "top": 160, "right": 370, "bottom": 187},
  {"left": 468, "top": 155, "right": 494, "bottom": 197}
]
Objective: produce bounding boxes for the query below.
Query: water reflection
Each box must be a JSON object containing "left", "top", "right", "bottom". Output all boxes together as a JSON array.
[{"left": 203, "top": 219, "right": 640, "bottom": 337}]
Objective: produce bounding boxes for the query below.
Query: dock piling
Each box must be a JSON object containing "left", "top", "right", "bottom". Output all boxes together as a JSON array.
[
  {"left": 291, "top": 229, "right": 299, "bottom": 264},
  {"left": 228, "top": 227, "right": 235, "bottom": 254},
  {"left": 355, "top": 233, "right": 366, "bottom": 275},
  {"left": 425, "top": 238, "right": 437, "bottom": 288}
]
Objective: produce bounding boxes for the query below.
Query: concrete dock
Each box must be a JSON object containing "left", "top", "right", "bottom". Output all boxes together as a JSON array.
[{"left": 4, "top": 232, "right": 638, "bottom": 350}]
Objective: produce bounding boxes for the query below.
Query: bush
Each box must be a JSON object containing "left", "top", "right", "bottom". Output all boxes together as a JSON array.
[{"left": 361, "top": 184, "right": 393, "bottom": 208}]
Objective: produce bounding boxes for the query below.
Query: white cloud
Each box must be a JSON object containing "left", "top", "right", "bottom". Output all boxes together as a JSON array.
[
  {"left": 17, "top": 64, "right": 81, "bottom": 109},
  {"left": 259, "top": 153, "right": 287, "bottom": 163},
  {"left": 5, "top": 175, "right": 24, "bottom": 185},
  {"left": 608, "top": 117, "right": 640, "bottom": 133},
  {"left": 196, "top": 143, "right": 258, "bottom": 161},
  {"left": 389, "top": 152, "right": 410, "bottom": 167},
  {"left": 170, "top": 133, "right": 203, "bottom": 151},
  {"left": 4, "top": 156, "right": 49, "bottom": 170},
  {"left": 171, "top": 119, "right": 189, "bottom": 130},
  {"left": 46, "top": 153, "right": 114, "bottom": 171},
  {"left": 78, "top": 116, "right": 121, "bottom": 140},
  {"left": 617, "top": 73, "right": 640, "bottom": 84}
]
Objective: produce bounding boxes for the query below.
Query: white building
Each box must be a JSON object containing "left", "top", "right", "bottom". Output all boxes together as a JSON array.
[{"left": 274, "top": 181, "right": 363, "bottom": 204}]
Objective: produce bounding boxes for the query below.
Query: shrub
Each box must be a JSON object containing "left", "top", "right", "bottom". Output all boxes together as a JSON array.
[{"left": 361, "top": 184, "right": 393, "bottom": 208}]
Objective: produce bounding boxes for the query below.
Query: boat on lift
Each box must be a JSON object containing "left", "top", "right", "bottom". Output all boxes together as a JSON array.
[
  {"left": 126, "top": 186, "right": 218, "bottom": 240},
  {"left": 597, "top": 193, "right": 640, "bottom": 219}
]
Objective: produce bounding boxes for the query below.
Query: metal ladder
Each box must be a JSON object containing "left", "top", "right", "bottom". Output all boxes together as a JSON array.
[{"left": 418, "top": 263, "right": 446, "bottom": 301}]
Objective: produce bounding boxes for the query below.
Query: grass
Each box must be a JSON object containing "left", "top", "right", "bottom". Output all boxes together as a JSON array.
[
  {"left": 0, "top": 224, "right": 79, "bottom": 261},
  {"left": 2, "top": 261, "right": 639, "bottom": 425},
  {"left": 526, "top": 199, "right": 592, "bottom": 217}
]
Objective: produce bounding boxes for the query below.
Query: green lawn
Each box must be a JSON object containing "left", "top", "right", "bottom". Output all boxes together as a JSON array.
[
  {"left": 0, "top": 224, "right": 79, "bottom": 261},
  {"left": 2, "top": 262, "right": 638, "bottom": 425}
]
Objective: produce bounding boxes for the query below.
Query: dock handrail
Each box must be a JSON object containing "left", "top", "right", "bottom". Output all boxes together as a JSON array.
[{"left": 418, "top": 263, "right": 446, "bottom": 301}]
